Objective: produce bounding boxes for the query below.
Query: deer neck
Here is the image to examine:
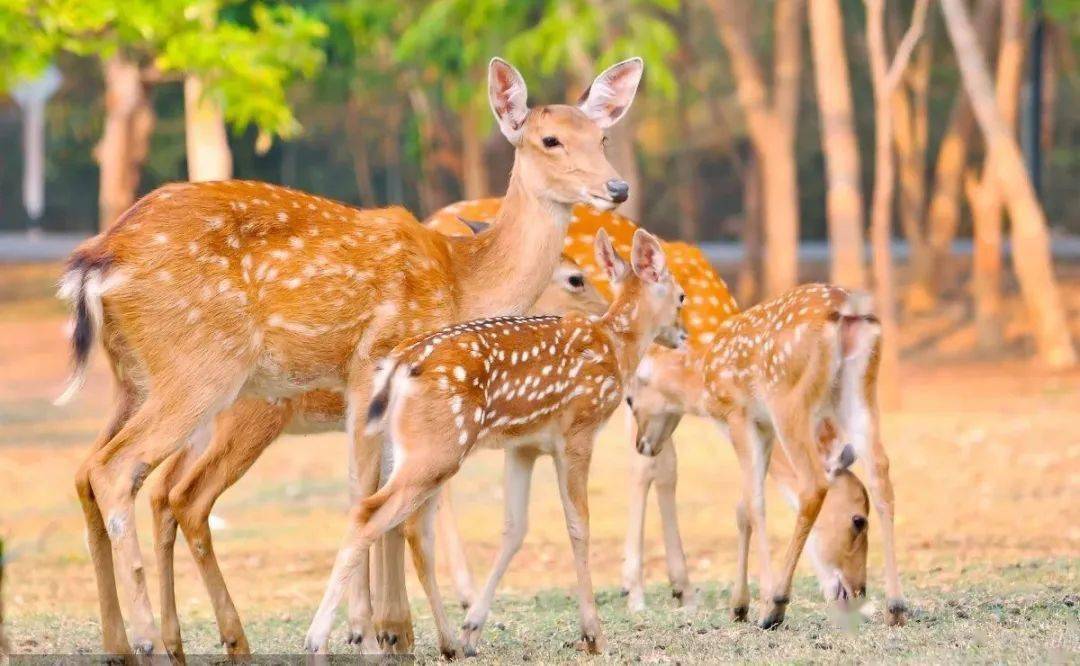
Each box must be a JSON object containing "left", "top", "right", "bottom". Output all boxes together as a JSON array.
[
  {"left": 450, "top": 162, "right": 571, "bottom": 321},
  {"left": 599, "top": 291, "right": 656, "bottom": 383}
]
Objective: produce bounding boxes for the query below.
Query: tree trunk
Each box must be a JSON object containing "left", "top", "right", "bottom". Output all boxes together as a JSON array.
[
  {"left": 97, "top": 55, "right": 154, "bottom": 230},
  {"left": 970, "top": 0, "right": 1025, "bottom": 348},
  {"left": 345, "top": 96, "right": 379, "bottom": 206},
  {"left": 865, "top": 0, "right": 930, "bottom": 407},
  {"left": 941, "top": 0, "right": 1076, "bottom": 367},
  {"left": 184, "top": 75, "right": 232, "bottom": 182},
  {"left": 674, "top": 85, "right": 700, "bottom": 241},
  {"left": 809, "top": 0, "right": 867, "bottom": 289},
  {"left": 911, "top": 0, "right": 999, "bottom": 309},
  {"left": 460, "top": 107, "right": 489, "bottom": 200},
  {"left": 710, "top": 0, "right": 803, "bottom": 297},
  {"left": 737, "top": 147, "right": 763, "bottom": 306}
]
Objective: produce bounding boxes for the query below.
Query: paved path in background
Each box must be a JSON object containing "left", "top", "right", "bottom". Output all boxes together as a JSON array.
[{"left": 3, "top": 231, "right": 1080, "bottom": 264}]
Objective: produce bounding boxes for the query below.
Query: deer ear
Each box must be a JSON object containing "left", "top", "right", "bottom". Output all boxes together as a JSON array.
[
  {"left": 577, "top": 57, "right": 644, "bottom": 129},
  {"left": 489, "top": 58, "right": 530, "bottom": 144},
  {"left": 631, "top": 229, "right": 667, "bottom": 283},
  {"left": 594, "top": 228, "right": 628, "bottom": 283}
]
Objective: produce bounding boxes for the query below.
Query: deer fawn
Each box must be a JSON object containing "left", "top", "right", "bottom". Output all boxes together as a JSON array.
[
  {"left": 57, "top": 56, "right": 643, "bottom": 657},
  {"left": 302, "top": 229, "right": 685, "bottom": 657},
  {"left": 145, "top": 251, "right": 607, "bottom": 658},
  {"left": 630, "top": 283, "right": 905, "bottom": 628},
  {"left": 627, "top": 349, "right": 871, "bottom": 614}
]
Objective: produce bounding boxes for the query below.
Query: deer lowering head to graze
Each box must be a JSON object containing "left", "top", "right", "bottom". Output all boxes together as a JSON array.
[
  {"left": 57, "top": 56, "right": 643, "bottom": 658},
  {"left": 630, "top": 283, "right": 905, "bottom": 628},
  {"left": 627, "top": 348, "right": 871, "bottom": 612},
  {"left": 302, "top": 229, "right": 685, "bottom": 657}
]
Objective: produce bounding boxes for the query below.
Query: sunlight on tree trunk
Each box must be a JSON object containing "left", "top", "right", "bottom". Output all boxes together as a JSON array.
[
  {"left": 913, "top": 0, "right": 999, "bottom": 309},
  {"left": 865, "top": 0, "right": 930, "bottom": 407},
  {"left": 969, "top": 0, "right": 1024, "bottom": 349},
  {"left": 809, "top": 0, "right": 867, "bottom": 290},
  {"left": 941, "top": 0, "right": 1076, "bottom": 367},
  {"left": 184, "top": 75, "right": 232, "bottom": 182},
  {"left": 461, "top": 108, "right": 489, "bottom": 200},
  {"left": 737, "top": 148, "right": 763, "bottom": 307},
  {"left": 710, "top": 0, "right": 803, "bottom": 298},
  {"left": 96, "top": 55, "right": 154, "bottom": 230}
]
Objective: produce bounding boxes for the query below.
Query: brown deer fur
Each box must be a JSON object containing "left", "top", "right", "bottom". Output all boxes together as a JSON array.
[
  {"left": 58, "top": 57, "right": 643, "bottom": 657},
  {"left": 302, "top": 229, "right": 685, "bottom": 657}
]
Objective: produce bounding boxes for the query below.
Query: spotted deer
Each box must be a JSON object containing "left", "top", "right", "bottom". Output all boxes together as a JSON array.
[
  {"left": 145, "top": 253, "right": 607, "bottom": 659},
  {"left": 627, "top": 347, "right": 871, "bottom": 613},
  {"left": 630, "top": 283, "right": 905, "bottom": 628},
  {"left": 56, "top": 56, "right": 644, "bottom": 658},
  {"left": 303, "top": 229, "right": 685, "bottom": 657}
]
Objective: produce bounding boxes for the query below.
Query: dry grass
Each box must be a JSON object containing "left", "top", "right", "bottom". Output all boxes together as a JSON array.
[{"left": 1, "top": 262, "right": 1078, "bottom": 662}]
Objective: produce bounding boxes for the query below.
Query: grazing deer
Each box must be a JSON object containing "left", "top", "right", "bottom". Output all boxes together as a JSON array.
[
  {"left": 146, "top": 252, "right": 607, "bottom": 659},
  {"left": 626, "top": 349, "right": 871, "bottom": 614},
  {"left": 303, "top": 229, "right": 686, "bottom": 657},
  {"left": 57, "top": 56, "right": 644, "bottom": 657},
  {"left": 630, "top": 283, "right": 905, "bottom": 628},
  {"left": 428, "top": 199, "right": 899, "bottom": 627}
]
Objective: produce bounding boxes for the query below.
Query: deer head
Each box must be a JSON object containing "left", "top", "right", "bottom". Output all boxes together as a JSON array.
[{"left": 489, "top": 57, "right": 643, "bottom": 212}]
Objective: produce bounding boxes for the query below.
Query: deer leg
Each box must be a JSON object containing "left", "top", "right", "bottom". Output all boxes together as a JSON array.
[
  {"left": 404, "top": 497, "right": 462, "bottom": 659},
  {"left": 372, "top": 527, "right": 413, "bottom": 654},
  {"left": 554, "top": 433, "right": 605, "bottom": 654},
  {"left": 149, "top": 444, "right": 202, "bottom": 662},
  {"left": 731, "top": 498, "right": 752, "bottom": 621},
  {"left": 864, "top": 422, "right": 906, "bottom": 625},
  {"left": 89, "top": 374, "right": 243, "bottom": 656},
  {"left": 435, "top": 483, "right": 476, "bottom": 610},
  {"left": 727, "top": 415, "right": 773, "bottom": 621},
  {"left": 74, "top": 385, "right": 138, "bottom": 656},
  {"left": 653, "top": 439, "right": 695, "bottom": 609},
  {"left": 461, "top": 448, "right": 538, "bottom": 656},
  {"left": 620, "top": 444, "right": 653, "bottom": 613},
  {"left": 168, "top": 398, "right": 291, "bottom": 657},
  {"left": 305, "top": 467, "right": 447, "bottom": 653},
  {"left": 760, "top": 404, "right": 829, "bottom": 630}
]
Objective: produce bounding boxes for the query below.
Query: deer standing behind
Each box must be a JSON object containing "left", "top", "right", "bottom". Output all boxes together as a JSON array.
[
  {"left": 428, "top": 198, "right": 882, "bottom": 623},
  {"left": 56, "top": 56, "right": 643, "bottom": 658},
  {"left": 632, "top": 283, "right": 906, "bottom": 628},
  {"left": 303, "top": 229, "right": 685, "bottom": 657}
]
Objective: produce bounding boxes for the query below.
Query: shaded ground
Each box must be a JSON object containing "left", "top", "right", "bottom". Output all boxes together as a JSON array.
[{"left": 1, "top": 262, "right": 1078, "bottom": 662}]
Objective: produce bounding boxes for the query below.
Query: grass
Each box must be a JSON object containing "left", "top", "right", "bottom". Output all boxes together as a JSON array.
[{"left": 7, "top": 559, "right": 1077, "bottom": 662}]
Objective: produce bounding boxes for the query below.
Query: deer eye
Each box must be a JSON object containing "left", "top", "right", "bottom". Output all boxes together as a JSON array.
[
  {"left": 567, "top": 274, "right": 585, "bottom": 290},
  {"left": 679, "top": 293, "right": 686, "bottom": 305},
  {"left": 542, "top": 136, "right": 561, "bottom": 149}
]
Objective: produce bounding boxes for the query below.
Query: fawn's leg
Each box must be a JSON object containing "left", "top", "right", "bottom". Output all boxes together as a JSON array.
[
  {"left": 74, "top": 384, "right": 138, "bottom": 656},
  {"left": 404, "top": 497, "right": 462, "bottom": 659},
  {"left": 759, "top": 399, "right": 829, "bottom": 630},
  {"left": 653, "top": 439, "right": 695, "bottom": 609},
  {"left": 168, "top": 398, "right": 292, "bottom": 657},
  {"left": 620, "top": 443, "right": 653, "bottom": 613},
  {"left": 305, "top": 470, "right": 444, "bottom": 653},
  {"left": 149, "top": 443, "right": 202, "bottom": 661},
  {"left": 554, "top": 432, "right": 605, "bottom": 654},
  {"left": 861, "top": 408, "right": 906, "bottom": 625},
  {"left": 372, "top": 527, "right": 413, "bottom": 653},
  {"left": 88, "top": 369, "right": 245, "bottom": 655},
  {"left": 731, "top": 498, "right": 752, "bottom": 622},
  {"left": 725, "top": 415, "right": 773, "bottom": 621},
  {"left": 461, "top": 448, "right": 538, "bottom": 655},
  {"left": 436, "top": 483, "right": 477, "bottom": 609}
]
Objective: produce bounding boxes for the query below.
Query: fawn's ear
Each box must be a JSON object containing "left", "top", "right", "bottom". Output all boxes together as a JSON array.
[
  {"left": 594, "top": 228, "right": 628, "bottom": 283},
  {"left": 577, "top": 57, "right": 644, "bottom": 129},
  {"left": 631, "top": 229, "right": 668, "bottom": 284},
  {"left": 489, "top": 58, "right": 530, "bottom": 144}
]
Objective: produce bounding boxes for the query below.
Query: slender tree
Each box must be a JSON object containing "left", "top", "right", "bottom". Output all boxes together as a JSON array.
[
  {"left": 709, "top": 0, "right": 804, "bottom": 297},
  {"left": 809, "top": 0, "right": 867, "bottom": 289},
  {"left": 967, "top": 0, "right": 1025, "bottom": 347},
  {"left": 865, "top": 0, "right": 930, "bottom": 405},
  {"left": 941, "top": 0, "right": 1076, "bottom": 367}
]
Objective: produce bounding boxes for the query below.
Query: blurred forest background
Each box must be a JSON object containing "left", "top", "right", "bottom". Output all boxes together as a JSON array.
[{"left": 1, "top": 0, "right": 1078, "bottom": 372}]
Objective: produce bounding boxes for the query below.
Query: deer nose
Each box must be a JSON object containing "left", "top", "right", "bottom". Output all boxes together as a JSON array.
[{"left": 606, "top": 179, "right": 629, "bottom": 203}]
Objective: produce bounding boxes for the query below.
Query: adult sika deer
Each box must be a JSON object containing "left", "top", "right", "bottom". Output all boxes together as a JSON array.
[
  {"left": 57, "top": 56, "right": 643, "bottom": 657},
  {"left": 303, "top": 229, "right": 685, "bottom": 657}
]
